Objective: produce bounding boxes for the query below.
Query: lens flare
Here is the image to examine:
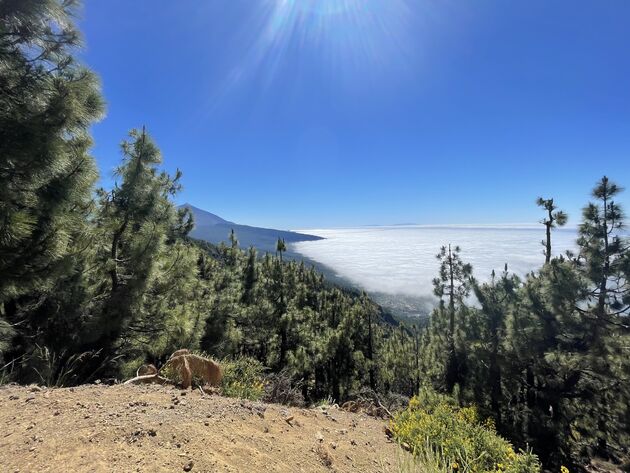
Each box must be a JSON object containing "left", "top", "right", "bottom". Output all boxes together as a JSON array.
[{"left": 222, "top": 0, "right": 416, "bottom": 92}]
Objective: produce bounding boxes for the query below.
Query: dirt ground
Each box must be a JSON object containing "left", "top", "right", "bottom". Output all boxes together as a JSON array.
[{"left": 0, "top": 383, "right": 404, "bottom": 473}]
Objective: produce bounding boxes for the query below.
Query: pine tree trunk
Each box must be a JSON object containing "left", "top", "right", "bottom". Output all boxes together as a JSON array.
[
  {"left": 367, "top": 308, "right": 376, "bottom": 390},
  {"left": 545, "top": 218, "right": 552, "bottom": 264}
]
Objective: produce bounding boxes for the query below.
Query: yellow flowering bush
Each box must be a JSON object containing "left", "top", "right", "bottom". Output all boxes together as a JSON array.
[
  {"left": 220, "top": 356, "right": 266, "bottom": 400},
  {"left": 391, "top": 389, "right": 540, "bottom": 473}
]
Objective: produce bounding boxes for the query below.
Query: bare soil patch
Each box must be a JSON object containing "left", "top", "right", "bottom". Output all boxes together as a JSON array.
[{"left": 0, "top": 384, "right": 401, "bottom": 472}]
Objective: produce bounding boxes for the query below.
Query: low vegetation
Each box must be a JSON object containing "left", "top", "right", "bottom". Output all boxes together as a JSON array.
[
  {"left": 391, "top": 389, "right": 540, "bottom": 473},
  {"left": 220, "top": 356, "right": 266, "bottom": 401}
]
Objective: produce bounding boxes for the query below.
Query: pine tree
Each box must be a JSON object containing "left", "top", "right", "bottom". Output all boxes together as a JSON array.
[
  {"left": 577, "top": 176, "right": 629, "bottom": 327},
  {"left": 471, "top": 266, "right": 520, "bottom": 427},
  {"left": 241, "top": 246, "right": 258, "bottom": 305},
  {"left": 536, "top": 197, "right": 568, "bottom": 263},
  {"left": 0, "top": 0, "right": 104, "bottom": 312},
  {"left": 88, "top": 128, "right": 184, "bottom": 355},
  {"left": 574, "top": 176, "right": 630, "bottom": 459},
  {"left": 276, "top": 238, "right": 287, "bottom": 262},
  {"left": 432, "top": 245, "right": 472, "bottom": 391},
  {"left": 361, "top": 292, "right": 377, "bottom": 391}
]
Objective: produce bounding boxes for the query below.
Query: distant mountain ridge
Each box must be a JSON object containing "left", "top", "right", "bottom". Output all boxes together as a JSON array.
[{"left": 180, "top": 204, "right": 323, "bottom": 253}]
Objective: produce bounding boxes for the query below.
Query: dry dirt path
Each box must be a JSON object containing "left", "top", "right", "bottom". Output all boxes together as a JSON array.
[{"left": 0, "top": 384, "right": 403, "bottom": 472}]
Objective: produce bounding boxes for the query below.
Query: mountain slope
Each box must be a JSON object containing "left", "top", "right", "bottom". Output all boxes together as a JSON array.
[
  {"left": 181, "top": 204, "right": 323, "bottom": 253},
  {"left": 180, "top": 203, "right": 232, "bottom": 226}
]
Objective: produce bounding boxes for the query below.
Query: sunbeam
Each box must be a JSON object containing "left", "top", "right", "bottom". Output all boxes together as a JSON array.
[{"left": 222, "top": 0, "right": 417, "bottom": 92}]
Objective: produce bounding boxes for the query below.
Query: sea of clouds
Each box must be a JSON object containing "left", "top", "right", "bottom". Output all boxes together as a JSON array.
[{"left": 292, "top": 225, "right": 578, "bottom": 301}]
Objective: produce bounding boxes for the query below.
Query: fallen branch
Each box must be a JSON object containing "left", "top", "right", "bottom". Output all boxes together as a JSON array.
[{"left": 123, "top": 373, "right": 174, "bottom": 385}]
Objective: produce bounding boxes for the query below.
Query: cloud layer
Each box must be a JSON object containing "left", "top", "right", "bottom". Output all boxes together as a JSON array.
[{"left": 293, "top": 225, "right": 578, "bottom": 298}]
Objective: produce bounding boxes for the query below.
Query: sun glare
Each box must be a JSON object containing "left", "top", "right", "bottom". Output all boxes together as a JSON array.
[{"left": 220, "top": 0, "right": 415, "bottom": 92}]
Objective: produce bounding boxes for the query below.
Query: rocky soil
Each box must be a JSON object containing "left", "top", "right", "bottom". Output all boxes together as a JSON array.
[{"left": 0, "top": 383, "right": 405, "bottom": 473}]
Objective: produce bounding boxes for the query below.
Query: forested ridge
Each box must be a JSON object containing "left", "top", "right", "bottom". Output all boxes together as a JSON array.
[{"left": 1, "top": 2, "right": 629, "bottom": 471}]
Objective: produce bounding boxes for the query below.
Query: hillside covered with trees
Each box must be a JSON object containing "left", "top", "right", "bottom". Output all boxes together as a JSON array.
[{"left": 1, "top": 2, "right": 629, "bottom": 472}]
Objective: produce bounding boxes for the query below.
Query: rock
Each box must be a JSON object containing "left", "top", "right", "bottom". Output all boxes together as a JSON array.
[
  {"left": 183, "top": 460, "right": 194, "bottom": 471},
  {"left": 315, "top": 431, "right": 324, "bottom": 442},
  {"left": 316, "top": 444, "right": 333, "bottom": 468}
]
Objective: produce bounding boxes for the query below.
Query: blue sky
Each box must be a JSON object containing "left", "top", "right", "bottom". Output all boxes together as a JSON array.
[{"left": 80, "top": 0, "right": 630, "bottom": 229}]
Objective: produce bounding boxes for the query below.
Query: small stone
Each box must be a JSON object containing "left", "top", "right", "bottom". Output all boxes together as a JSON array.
[
  {"left": 183, "top": 460, "right": 193, "bottom": 471},
  {"left": 315, "top": 431, "right": 324, "bottom": 442}
]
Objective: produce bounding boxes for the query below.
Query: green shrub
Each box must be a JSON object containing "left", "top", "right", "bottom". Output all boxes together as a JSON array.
[
  {"left": 391, "top": 389, "right": 540, "bottom": 473},
  {"left": 220, "top": 356, "right": 265, "bottom": 401},
  {"left": 30, "top": 346, "right": 120, "bottom": 387}
]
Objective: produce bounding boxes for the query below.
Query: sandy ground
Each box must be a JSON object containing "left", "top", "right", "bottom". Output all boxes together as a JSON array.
[{"left": 0, "top": 383, "right": 403, "bottom": 473}]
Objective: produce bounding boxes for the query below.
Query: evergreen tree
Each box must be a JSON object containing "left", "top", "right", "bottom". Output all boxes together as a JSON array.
[
  {"left": 574, "top": 176, "right": 630, "bottom": 460},
  {"left": 88, "top": 128, "right": 185, "bottom": 355},
  {"left": 536, "top": 197, "right": 568, "bottom": 263},
  {"left": 577, "top": 176, "right": 629, "bottom": 327},
  {"left": 470, "top": 266, "right": 519, "bottom": 427},
  {"left": 0, "top": 0, "right": 103, "bottom": 319},
  {"left": 432, "top": 245, "right": 472, "bottom": 391}
]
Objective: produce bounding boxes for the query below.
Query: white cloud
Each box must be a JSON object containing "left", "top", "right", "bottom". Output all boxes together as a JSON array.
[{"left": 292, "top": 225, "right": 578, "bottom": 299}]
